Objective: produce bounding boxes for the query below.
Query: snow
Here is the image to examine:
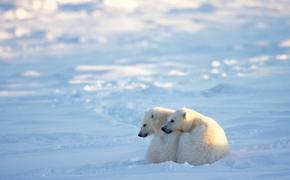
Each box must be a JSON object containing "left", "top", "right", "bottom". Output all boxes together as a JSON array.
[
  {"left": 167, "top": 70, "right": 187, "bottom": 77},
  {"left": 279, "top": 39, "right": 290, "bottom": 48},
  {"left": 21, "top": 70, "right": 41, "bottom": 78},
  {"left": 276, "top": 54, "right": 290, "bottom": 61},
  {"left": 1, "top": 0, "right": 290, "bottom": 179}
]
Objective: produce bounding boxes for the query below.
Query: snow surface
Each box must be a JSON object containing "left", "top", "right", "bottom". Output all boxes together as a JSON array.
[{"left": 1, "top": 0, "right": 290, "bottom": 179}]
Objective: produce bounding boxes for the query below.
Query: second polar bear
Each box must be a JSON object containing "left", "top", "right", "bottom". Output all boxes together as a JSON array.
[
  {"left": 162, "top": 107, "right": 229, "bottom": 165},
  {"left": 138, "top": 107, "right": 181, "bottom": 163}
]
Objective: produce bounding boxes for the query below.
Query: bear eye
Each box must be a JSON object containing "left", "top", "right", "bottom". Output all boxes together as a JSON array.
[
  {"left": 151, "top": 114, "right": 154, "bottom": 119},
  {"left": 143, "top": 124, "right": 147, "bottom": 127},
  {"left": 170, "top": 119, "right": 175, "bottom": 123}
]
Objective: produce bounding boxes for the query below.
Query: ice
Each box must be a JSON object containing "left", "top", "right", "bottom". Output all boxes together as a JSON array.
[{"left": 1, "top": 0, "right": 290, "bottom": 179}]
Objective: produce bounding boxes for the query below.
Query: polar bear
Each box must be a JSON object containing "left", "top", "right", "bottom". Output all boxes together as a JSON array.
[
  {"left": 161, "top": 107, "right": 229, "bottom": 165},
  {"left": 138, "top": 107, "right": 181, "bottom": 163}
]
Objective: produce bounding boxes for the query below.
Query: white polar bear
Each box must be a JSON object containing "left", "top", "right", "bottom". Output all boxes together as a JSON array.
[
  {"left": 162, "top": 107, "right": 229, "bottom": 165},
  {"left": 138, "top": 107, "right": 181, "bottom": 163}
]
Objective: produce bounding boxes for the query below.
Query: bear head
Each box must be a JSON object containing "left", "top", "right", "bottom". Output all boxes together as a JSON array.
[
  {"left": 138, "top": 107, "right": 174, "bottom": 138},
  {"left": 162, "top": 108, "right": 201, "bottom": 134}
]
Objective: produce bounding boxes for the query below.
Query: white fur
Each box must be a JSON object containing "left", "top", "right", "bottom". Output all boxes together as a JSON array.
[
  {"left": 164, "top": 108, "right": 229, "bottom": 165},
  {"left": 146, "top": 131, "right": 181, "bottom": 163},
  {"left": 138, "top": 107, "right": 181, "bottom": 163}
]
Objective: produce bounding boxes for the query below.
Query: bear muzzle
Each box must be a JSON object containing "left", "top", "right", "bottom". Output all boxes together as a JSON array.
[
  {"left": 138, "top": 132, "right": 148, "bottom": 138},
  {"left": 161, "top": 127, "right": 172, "bottom": 134}
]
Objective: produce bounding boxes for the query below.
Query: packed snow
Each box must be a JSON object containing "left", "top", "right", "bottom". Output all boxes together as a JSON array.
[{"left": 1, "top": 0, "right": 290, "bottom": 179}]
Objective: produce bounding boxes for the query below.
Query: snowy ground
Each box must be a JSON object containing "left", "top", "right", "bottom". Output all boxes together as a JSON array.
[{"left": 1, "top": 0, "right": 290, "bottom": 179}]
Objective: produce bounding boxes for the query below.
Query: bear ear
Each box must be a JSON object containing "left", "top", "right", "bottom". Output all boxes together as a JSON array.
[{"left": 183, "top": 112, "right": 186, "bottom": 119}]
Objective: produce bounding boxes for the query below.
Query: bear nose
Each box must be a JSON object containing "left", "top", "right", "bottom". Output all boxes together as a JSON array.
[
  {"left": 138, "top": 133, "right": 142, "bottom": 137},
  {"left": 161, "top": 127, "right": 166, "bottom": 132}
]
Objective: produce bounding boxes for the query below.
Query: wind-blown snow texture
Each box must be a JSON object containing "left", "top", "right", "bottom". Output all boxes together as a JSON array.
[{"left": 1, "top": 0, "right": 290, "bottom": 179}]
